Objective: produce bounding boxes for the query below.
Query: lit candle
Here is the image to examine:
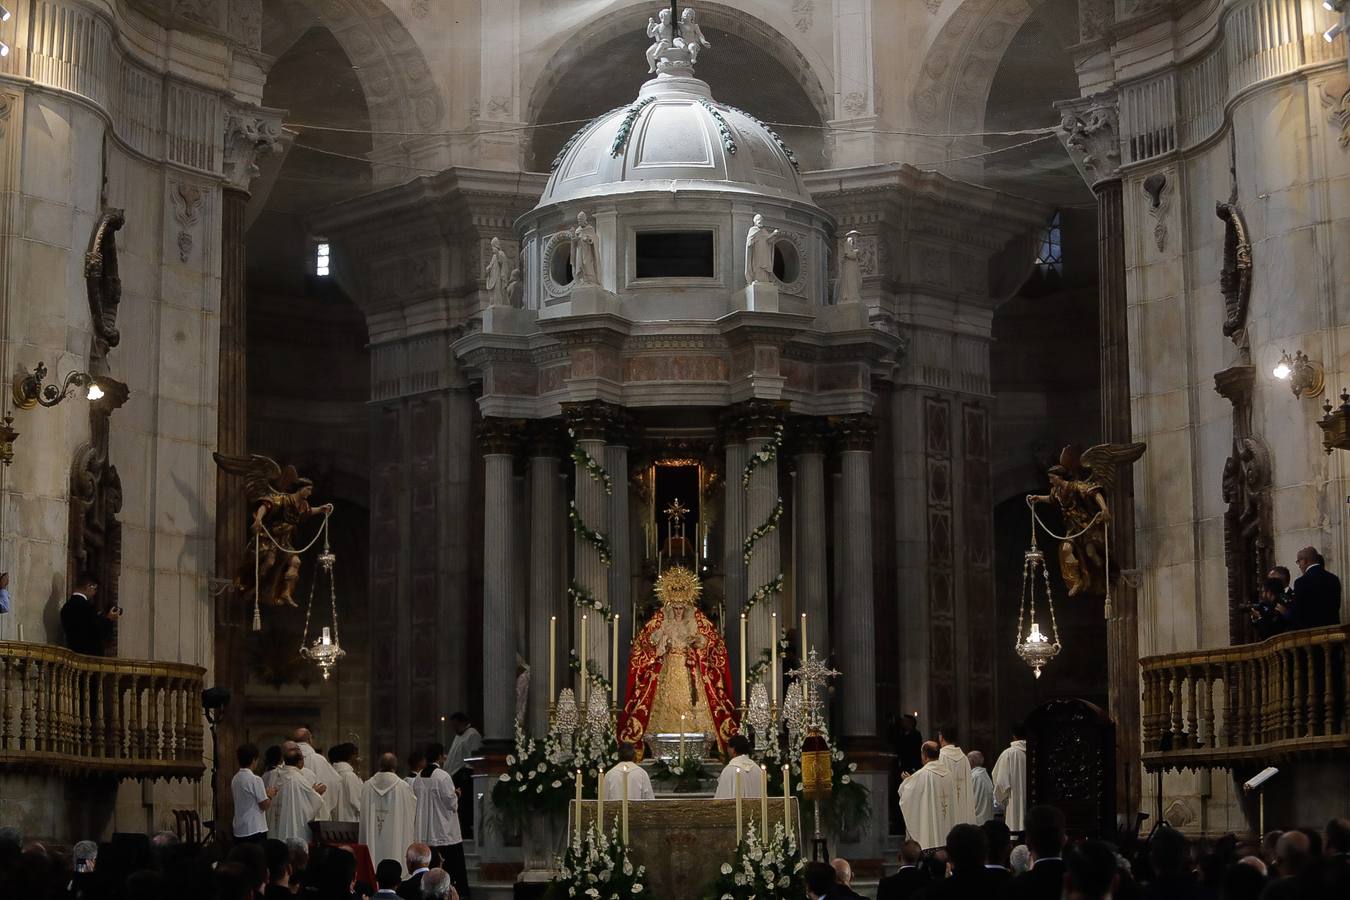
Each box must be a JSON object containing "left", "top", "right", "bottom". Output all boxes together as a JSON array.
[
  {"left": 782, "top": 764, "right": 791, "bottom": 840},
  {"left": 734, "top": 768, "right": 743, "bottom": 840},
  {"left": 770, "top": 611, "right": 778, "bottom": 706},
  {"left": 580, "top": 614, "right": 589, "bottom": 706},
  {"left": 596, "top": 765, "right": 605, "bottom": 838},
  {"left": 574, "top": 769, "right": 583, "bottom": 842},
  {"left": 612, "top": 613, "right": 620, "bottom": 702},
  {"left": 760, "top": 764, "right": 769, "bottom": 833},
  {"left": 679, "top": 715, "right": 686, "bottom": 761},
  {"left": 800, "top": 613, "right": 809, "bottom": 706},
  {"left": 17, "top": 623, "right": 24, "bottom": 642},
  {"left": 739, "top": 613, "right": 747, "bottom": 705},
  {"left": 549, "top": 615, "right": 557, "bottom": 703},
  {"left": 622, "top": 765, "right": 630, "bottom": 843},
  {"left": 321, "top": 626, "right": 332, "bottom": 645}
]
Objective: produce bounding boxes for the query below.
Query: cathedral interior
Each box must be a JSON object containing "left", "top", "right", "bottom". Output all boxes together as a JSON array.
[{"left": 2, "top": 0, "right": 1350, "bottom": 896}]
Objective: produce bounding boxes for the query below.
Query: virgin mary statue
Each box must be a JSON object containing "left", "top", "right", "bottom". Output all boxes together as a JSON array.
[{"left": 618, "top": 566, "right": 738, "bottom": 755}]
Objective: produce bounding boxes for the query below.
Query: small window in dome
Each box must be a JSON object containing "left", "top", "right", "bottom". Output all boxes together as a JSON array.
[
  {"left": 773, "top": 241, "right": 799, "bottom": 284},
  {"left": 636, "top": 231, "right": 715, "bottom": 279},
  {"left": 550, "top": 240, "right": 574, "bottom": 287}
]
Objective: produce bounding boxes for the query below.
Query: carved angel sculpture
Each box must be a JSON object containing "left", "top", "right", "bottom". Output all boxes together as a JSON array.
[
  {"left": 213, "top": 453, "right": 334, "bottom": 607},
  {"left": 1027, "top": 443, "right": 1146, "bottom": 597}
]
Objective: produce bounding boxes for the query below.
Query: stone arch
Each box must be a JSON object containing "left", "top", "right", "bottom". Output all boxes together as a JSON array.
[
  {"left": 911, "top": 0, "right": 1067, "bottom": 135},
  {"left": 523, "top": 1, "right": 832, "bottom": 138},
  {"left": 267, "top": 0, "right": 446, "bottom": 149}
]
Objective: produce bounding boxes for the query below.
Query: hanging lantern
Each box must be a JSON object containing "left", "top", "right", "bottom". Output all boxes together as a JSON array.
[
  {"left": 300, "top": 518, "right": 345, "bottom": 680},
  {"left": 1016, "top": 522, "right": 1061, "bottom": 679}
]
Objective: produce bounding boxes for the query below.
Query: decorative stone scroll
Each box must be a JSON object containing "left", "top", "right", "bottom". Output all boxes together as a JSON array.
[
  {"left": 1057, "top": 92, "right": 1121, "bottom": 188},
  {"left": 222, "top": 109, "right": 282, "bottom": 193},
  {"left": 1216, "top": 199, "right": 1252, "bottom": 357}
]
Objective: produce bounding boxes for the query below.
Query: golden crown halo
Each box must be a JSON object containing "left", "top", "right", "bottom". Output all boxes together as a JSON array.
[{"left": 654, "top": 565, "right": 702, "bottom": 607}]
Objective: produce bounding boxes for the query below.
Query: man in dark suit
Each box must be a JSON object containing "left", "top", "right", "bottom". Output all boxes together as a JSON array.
[
  {"left": 877, "top": 841, "right": 927, "bottom": 900},
  {"left": 397, "top": 843, "right": 431, "bottom": 900},
  {"left": 1005, "top": 805, "right": 1067, "bottom": 900},
  {"left": 1289, "top": 547, "right": 1342, "bottom": 629},
  {"left": 829, "top": 858, "right": 868, "bottom": 900},
  {"left": 60, "top": 575, "right": 119, "bottom": 656},
  {"left": 915, "top": 824, "right": 1011, "bottom": 899}
]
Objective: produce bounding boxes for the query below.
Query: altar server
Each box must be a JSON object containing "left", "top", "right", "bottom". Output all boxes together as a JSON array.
[
  {"left": 992, "top": 723, "right": 1028, "bottom": 833},
  {"left": 898, "top": 741, "right": 950, "bottom": 850},
  {"left": 294, "top": 727, "right": 340, "bottom": 819},
  {"left": 938, "top": 724, "right": 975, "bottom": 825},
  {"left": 969, "top": 750, "right": 995, "bottom": 825},
  {"left": 413, "top": 742, "right": 469, "bottom": 899},
  {"left": 269, "top": 745, "right": 326, "bottom": 842},
  {"left": 714, "top": 734, "right": 762, "bottom": 799},
  {"left": 360, "top": 753, "right": 417, "bottom": 877},
  {"left": 329, "top": 742, "right": 364, "bottom": 821},
  {"left": 604, "top": 743, "right": 655, "bottom": 801}
]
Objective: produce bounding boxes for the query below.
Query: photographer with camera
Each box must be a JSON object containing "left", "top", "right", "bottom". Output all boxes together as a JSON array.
[
  {"left": 1250, "top": 577, "right": 1288, "bottom": 641},
  {"left": 60, "top": 574, "right": 120, "bottom": 656}
]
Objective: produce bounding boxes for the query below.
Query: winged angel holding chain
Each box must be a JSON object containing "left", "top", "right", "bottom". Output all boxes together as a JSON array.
[
  {"left": 213, "top": 453, "right": 333, "bottom": 608},
  {"left": 1027, "top": 443, "right": 1146, "bottom": 597}
]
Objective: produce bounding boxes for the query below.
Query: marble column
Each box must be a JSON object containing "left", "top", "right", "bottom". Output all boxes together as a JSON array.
[
  {"left": 742, "top": 403, "right": 786, "bottom": 681},
  {"left": 564, "top": 402, "right": 616, "bottom": 706},
  {"left": 722, "top": 425, "right": 749, "bottom": 693},
  {"left": 480, "top": 419, "right": 524, "bottom": 744},
  {"left": 792, "top": 418, "right": 830, "bottom": 660},
  {"left": 528, "top": 423, "right": 565, "bottom": 734},
  {"left": 835, "top": 416, "right": 878, "bottom": 739},
  {"left": 605, "top": 438, "right": 631, "bottom": 704}
]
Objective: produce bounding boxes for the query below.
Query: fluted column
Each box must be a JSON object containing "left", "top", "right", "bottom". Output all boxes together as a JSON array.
[
  {"left": 605, "top": 438, "right": 631, "bottom": 704},
  {"left": 564, "top": 402, "right": 617, "bottom": 707},
  {"left": 723, "top": 425, "right": 749, "bottom": 693},
  {"left": 792, "top": 418, "right": 830, "bottom": 657},
  {"left": 528, "top": 422, "right": 565, "bottom": 733},
  {"left": 836, "top": 416, "right": 878, "bottom": 738},
  {"left": 741, "top": 402, "right": 786, "bottom": 681},
  {"left": 480, "top": 419, "right": 524, "bottom": 743}
]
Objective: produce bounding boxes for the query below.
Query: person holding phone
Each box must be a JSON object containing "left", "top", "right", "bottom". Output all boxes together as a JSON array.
[{"left": 61, "top": 574, "right": 120, "bottom": 656}]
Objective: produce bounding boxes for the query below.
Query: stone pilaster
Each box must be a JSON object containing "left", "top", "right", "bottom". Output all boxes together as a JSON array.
[
  {"left": 527, "top": 421, "right": 566, "bottom": 733},
  {"left": 479, "top": 417, "right": 526, "bottom": 744},
  {"left": 834, "top": 415, "right": 878, "bottom": 739},
  {"left": 722, "top": 421, "right": 749, "bottom": 694},
  {"left": 605, "top": 436, "right": 631, "bottom": 703},
  {"left": 734, "top": 401, "right": 787, "bottom": 682},
  {"left": 791, "top": 418, "right": 830, "bottom": 666}
]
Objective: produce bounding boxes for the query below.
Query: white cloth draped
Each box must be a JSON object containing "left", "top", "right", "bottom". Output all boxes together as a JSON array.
[
  {"left": 332, "top": 760, "right": 364, "bottom": 821},
  {"left": 360, "top": 772, "right": 418, "bottom": 876},
  {"left": 299, "top": 741, "right": 340, "bottom": 819},
  {"left": 713, "top": 755, "right": 762, "bottom": 799},
  {"left": 898, "top": 761, "right": 951, "bottom": 850},
  {"left": 268, "top": 765, "right": 324, "bottom": 843},
  {"left": 992, "top": 739, "right": 1027, "bottom": 832},
  {"left": 413, "top": 766, "right": 462, "bottom": 846},
  {"left": 446, "top": 727, "right": 482, "bottom": 777},
  {"left": 971, "top": 765, "right": 995, "bottom": 825},
  {"left": 604, "top": 762, "right": 655, "bottom": 801},
  {"left": 938, "top": 744, "right": 975, "bottom": 826}
]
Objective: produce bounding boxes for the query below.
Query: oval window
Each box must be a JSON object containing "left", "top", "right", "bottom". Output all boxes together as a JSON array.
[
  {"left": 773, "top": 241, "right": 799, "bottom": 285},
  {"left": 550, "top": 240, "right": 575, "bottom": 286}
]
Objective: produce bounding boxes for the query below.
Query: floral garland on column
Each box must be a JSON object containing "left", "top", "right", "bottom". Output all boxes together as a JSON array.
[
  {"left": 742, "top": 424, "right": 785, "bottom": 615},
  {"left": 568, "top": 428, "right": 614, "bottom": 572}
]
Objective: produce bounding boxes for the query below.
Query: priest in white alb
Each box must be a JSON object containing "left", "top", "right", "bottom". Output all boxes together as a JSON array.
[
  {"left": 897, "top": 741, "right": 951, "bottom": 850},
  {"left": 992, "top": 723, "right": 1028, "bottom": 834},
  {"left": 937, "top": 724, "right": 975, "bottom": 826},
  {"left": 360, "top": 752, "right": 417, "bottom": 876},
  {"left": 330, "top": 742, "right": 364, "bottom": 822},
  {"left": 268, "top": 745, "right": 327, "bottom": 842},
  {"left": 295, "top": 727, "right": 340, "bottom": 819},
  {"left": 713, "top": 734, "right": 761, "bottom": 799},
  {"left": 968, "top": 750, "right": 995, "bottom": 825},
  {"left": 604, "top": 743, "right": 655, "bottom": 801}
]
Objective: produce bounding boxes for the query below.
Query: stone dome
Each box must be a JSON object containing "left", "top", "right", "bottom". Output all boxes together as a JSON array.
[{"left": 540, "top": 73, "right": 811, "bottom": 207}]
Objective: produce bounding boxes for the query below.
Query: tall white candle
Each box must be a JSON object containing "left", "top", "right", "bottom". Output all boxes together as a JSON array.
[
  {"left": 770, "top": 611, "right": 778, "bottom": 705},
  {"left": 612, "top": 613, "right": 620, "bottom": 701},
  {"left": 734, "top": 769, "right": 743, "bottom": 839},
  {"left": 800, "top": 612, "right": 808, "bottom": 705},
  {"left": 580, "top": 614, "right": 588, "bottom": 706},
  {"left": 549, "top": 615, "right": 557, "bottom": 703},
  {"left": 782, "top": 764, "right": 791, "bottom": 840},
  {"left": 622, "top": 766, "right": 631, "bottom": 843},
  {"left": 574, "top": 769, "right": 583, "bottom": 842},
  {"left": 739, "top": 613, "right": 747, "bottom": 705},
  {"left": 596, "top": 765, "right": 605, "bottom": 837},
  {"left": 679, "top": 714, "right": 686, "bottom": 761},
  {"left": 760, "top": 764, "right": 769, "bottom": 833}
]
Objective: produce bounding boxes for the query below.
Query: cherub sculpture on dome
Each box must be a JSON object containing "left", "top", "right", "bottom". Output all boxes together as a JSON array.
[
  {"left": 646, "top": 2, "right": 711, "bottom": 74},
  {"left": 618, "top": 565, "right": 739, "bottom": 758}
]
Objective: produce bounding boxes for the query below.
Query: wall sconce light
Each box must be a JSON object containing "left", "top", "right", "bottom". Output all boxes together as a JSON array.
[
  {"left": 11, "top": 361, "right": 104, "bottom": 410},
  {"left": 0, "top": 412, "right": 18, "bottom": 466},
  {"left": 1272, "top": 350, "right": 1324, "bottom": 399}
]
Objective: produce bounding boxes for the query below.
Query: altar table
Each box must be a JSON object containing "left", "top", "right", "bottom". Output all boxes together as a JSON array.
[{"left": 573, "top": 797, "right": 801, "bottom": 900}]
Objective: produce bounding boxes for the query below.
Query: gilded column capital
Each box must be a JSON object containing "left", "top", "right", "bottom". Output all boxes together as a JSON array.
[
  {"left": 830, "top": 414, "right": 878, "bottom": 452},
  {"left": 788, "top": 416, "right": 832, "bottom": 455},
  {"left": 724, "top": 399, "right": 789, "bottom": 443},
  {"left": 561, "top": 400, "right": 626, "bottom": 442},
  {"left": 477, "top": 416, "right": 529, "bottom": 455},
  {"left": 527, "top": 418, "right": 569, "bottom": 458}
]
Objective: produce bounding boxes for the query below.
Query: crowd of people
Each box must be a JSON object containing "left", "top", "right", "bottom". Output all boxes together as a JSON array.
[
  {"left": 806, "top": 808, "right": 1350, "bottom": 900},
  {"left": 1248, "top": 547, "right": 1342, "bottom": 639}
]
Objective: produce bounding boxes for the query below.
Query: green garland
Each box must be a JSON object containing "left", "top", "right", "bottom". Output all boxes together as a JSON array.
[
  {"left": 744, "top": 574, "right": 784, "bottom": 615},
  {"left": 567, "top": 652, "right": 613, "bottom": 696},
  {"left": 568, "top": 581, "right": 614, "bottom": 619},
  {"left": 746, "top": 647, "right": 773, "bottom": 686},
  {"left": 742, "top": 424, "right": 785, "bottom": 487},
  {"left": 569, "top": 501, "right": 613, "bottom": 566},
  {"left": 742, "top": 497, "right": 784, "bottom": 562},
  {"left": 568, "top": 428, "right": 614, "bottom": 495}
]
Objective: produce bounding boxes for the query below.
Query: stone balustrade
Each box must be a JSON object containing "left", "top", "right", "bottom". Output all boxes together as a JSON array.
[
  {"left": 0, "top": 641, "right": 205, "bottom": 780},
  {"left": 1141, "top": 626, "right": 1350, "bottom": 771}
]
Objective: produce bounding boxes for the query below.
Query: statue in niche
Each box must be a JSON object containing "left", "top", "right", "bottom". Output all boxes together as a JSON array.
[
  {"left": 1216, "top": 200, "right": 1252, "bottom": 355},
  {"left": 1027, "top": 443, "right": 1146, "bottom": 598},
  {"left": 1221, "top": 436, "right": 1272, "bottom": 641},
  {"left": 483, "top": 236, "right": 510, "bottom": 306},
  {"left": 675, "top": 8, "right": 711, "bottom": 65},
  {"left": 506, "top": 267, "right": 523, "bottom": 307},
  {"left": 837, "top": 229, "right": 863, "bottom": 304},
  {"left": 569, "top": 211, "right": 601, "bottom": 286},
  {"left": 212, "top": 453, "right": 334, "bottom": 608},
  {"left": 645, "top": 8, "right": 675, "bottom": 73},
  {"left": 744, "top": 213, "right": 780, "bottom": 285}
]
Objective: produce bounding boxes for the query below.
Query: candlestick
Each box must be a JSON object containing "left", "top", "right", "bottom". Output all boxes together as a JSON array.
[
  {"left": 596, "top": 765, "right": 605, "bottom": 838},
  {"left": 574, "top": 769, "right": 583, "bottom": 842},
  {"left": 739, "top": 613, "right": 747, "bottom": 705},
  {"left": 734, "top": 769, "right": 743, "bottom": 840},
  {"left": 760, "top": 764, "right": 768, "bottom": 833},
  {"left": 782, "top": 764, "right": 791, "bottom": 841},
  {"left": 580, "top": 614, "right": 589, "bottom": 707},
  {"left": 549, "top": 615, "right": 557, "bottom": 703},
  {"left": 17, "top": 623, "right": 23, "bottom": 642},
  {"left": 622, "top": 766, "right": 630, "bottom": 843},
  {"left": 612, "top": 613, "right": 620, "bottom": 703},
  {"left": 770, "top": 611, "right": 778, "bottom": 705},
  {"left": 679, "top": 715, "right": 686, "bottom": 761}
]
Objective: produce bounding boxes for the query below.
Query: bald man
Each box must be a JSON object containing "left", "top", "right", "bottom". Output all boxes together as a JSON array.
[
  {"left": 293, "top": 728, "right": 339, "bottom": 819},
  {"left": 361, "top": 753, "right": 417, "bottom": 877}
]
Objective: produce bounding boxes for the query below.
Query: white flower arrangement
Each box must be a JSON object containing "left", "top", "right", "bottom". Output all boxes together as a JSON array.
[
  {"left": 707, "top": 820, "right": 803, "bottom": 900},
  {"left": 554, "top": 821, "right": 646, "bottom": 900}
]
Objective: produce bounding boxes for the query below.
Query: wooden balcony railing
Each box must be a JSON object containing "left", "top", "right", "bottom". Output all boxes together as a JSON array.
[
  {"left": 0, "top": 641, "right": 206, "bottom": 779},
  {"left": 1141, "top": 625, "right": 1350, "bottom": 771}
]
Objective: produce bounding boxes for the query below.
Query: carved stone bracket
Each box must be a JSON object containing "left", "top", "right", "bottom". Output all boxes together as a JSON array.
[
  {"left": 1056, "top": 91, "right": 1121, "bottom": 188},
  {"left": 222, "top": 109, "right": 283, "bottom": 193},
  {"left": 1217, "top": 199, "right": 1253, "bottom": 360}
]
